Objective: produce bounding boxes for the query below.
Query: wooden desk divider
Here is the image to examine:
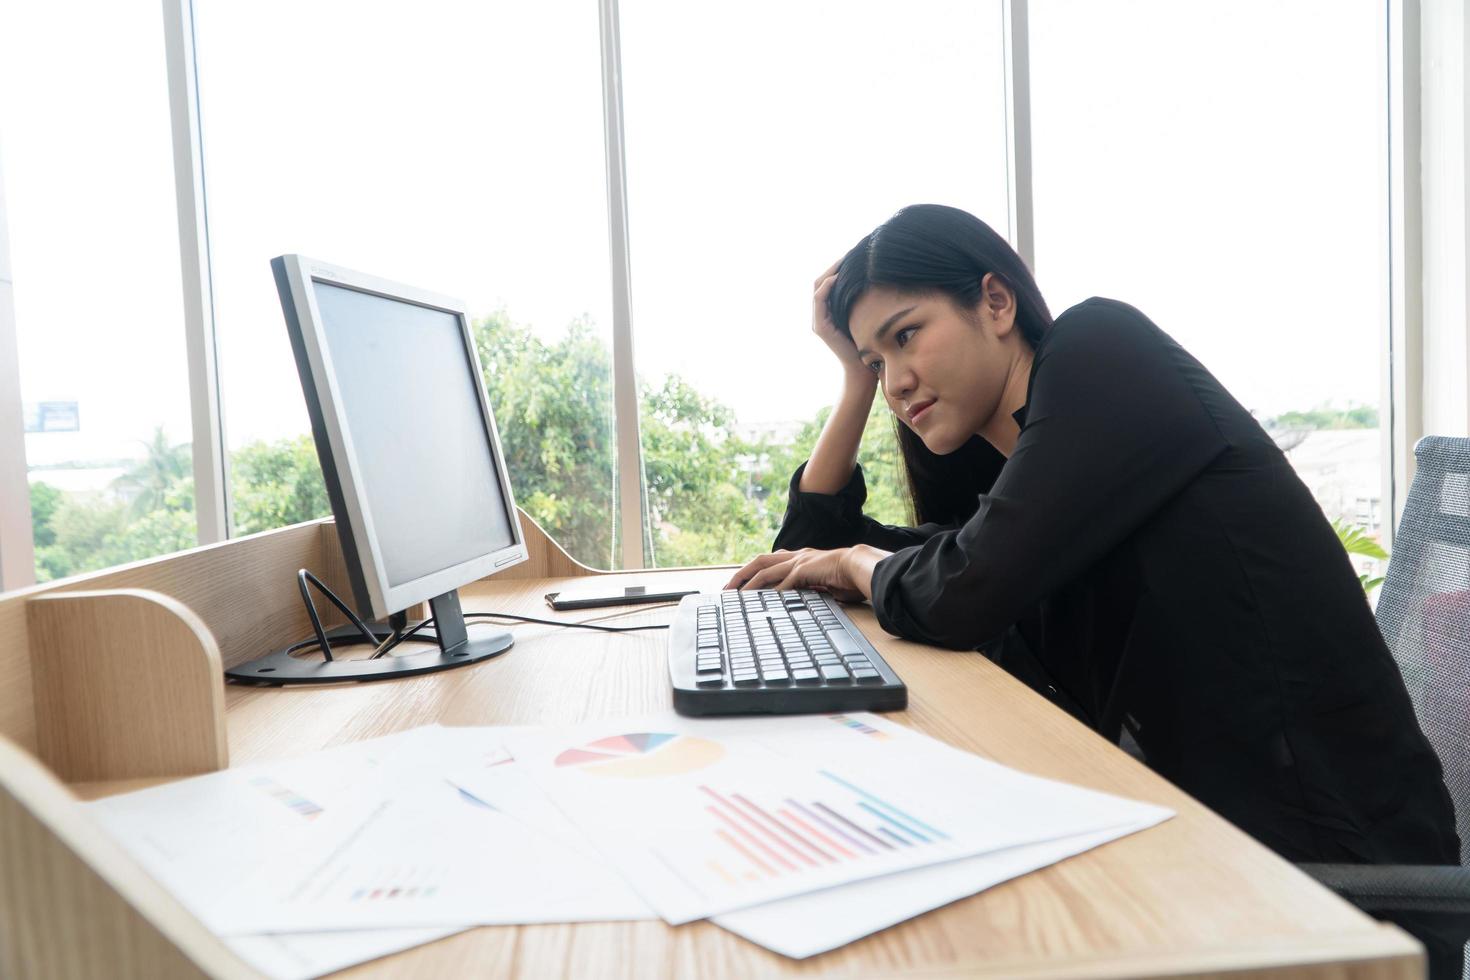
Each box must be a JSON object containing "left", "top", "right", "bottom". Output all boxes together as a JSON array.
[
  {"left": 0, "top": 508, "right": 597, "bottom": 978},
  {"left": 1, "top": 508, "right": 594, "bottom": 775},
  {"left": 0, "top": 737, "right": 258, "bottom": 980},
  {"left": 27, "top": 589, "right": 229, "bottom": 782}
]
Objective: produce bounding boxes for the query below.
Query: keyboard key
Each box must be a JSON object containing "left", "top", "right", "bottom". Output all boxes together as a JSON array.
[
  {"left": 824, "top": 629, "right": 860, "bottom": 655},
  {"left": 697, "top": 674, "right": 726, "bottom": 687},
  {"left": 853, "top": 669, "right": 882, "bottom": 683},
  {"left": 820, "top": 664, "right": 851, "bottom": 682},
  {"left": 792, "top": 669, "right": 821, "bottom": 684}
]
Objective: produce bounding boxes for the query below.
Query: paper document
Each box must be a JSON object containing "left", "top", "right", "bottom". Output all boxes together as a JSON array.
[
  {"left": 499, "top": 711, "right": 1173, "bottom": 924},
  {"left": 712, "top": 819, "right": 1160, "bottom": 958},
  {"left": 85, "top": 727, "right": 447, "bottom": 928},
  {"left": 222, "top": 927, "right": 466, "bottom": 980},
  {"left": 86, "top": 713, "right": 1172, "bottom": 971},
  {"left": 448, "top": 713, "right": 1169, "bottom": 959},
  {"left": 214, "top": 761, "right": 652, "bottom": 933},
  {"left": 85, "top": 727, "right": 474, "bottom": 978}
]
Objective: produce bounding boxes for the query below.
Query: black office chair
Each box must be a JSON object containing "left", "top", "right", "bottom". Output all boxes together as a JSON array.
[{"left": 1298, "top": 436, "right": 1470, "bottom": 978}]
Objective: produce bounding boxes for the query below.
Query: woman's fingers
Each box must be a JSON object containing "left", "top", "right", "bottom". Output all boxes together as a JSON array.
[
  {"left": 729, "top": 548, "right": 855, "bottom": 595},
  {"left": 776, "top": 567, "right": 807, "bottom": 593},
  {"left": 725, "top": 550, "right": 790, "bottom": 589},
  {"left": 745, "top": 558, "right": 797, "bottom": 592}
]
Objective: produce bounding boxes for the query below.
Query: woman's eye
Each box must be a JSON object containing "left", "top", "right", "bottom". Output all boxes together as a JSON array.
[
  {"left": 867, "top": 360, "right": 882, "bottom": 375},
  {"left": 895, "top": 326, "right": 918, "bottom": 347}
]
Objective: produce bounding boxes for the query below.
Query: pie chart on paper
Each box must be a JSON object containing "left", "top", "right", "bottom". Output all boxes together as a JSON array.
[{"left": 553, "top": 732, "right": 725, "bottom": 778}]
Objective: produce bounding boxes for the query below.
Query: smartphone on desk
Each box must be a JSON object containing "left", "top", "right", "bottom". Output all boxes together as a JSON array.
[{"left": 545, "top": 582, "right": 700, "bottom": 610}]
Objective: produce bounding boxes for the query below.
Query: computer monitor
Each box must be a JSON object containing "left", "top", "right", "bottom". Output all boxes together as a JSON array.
[{"left": 225, "top": 255, "right": 527, "bottom": 684}]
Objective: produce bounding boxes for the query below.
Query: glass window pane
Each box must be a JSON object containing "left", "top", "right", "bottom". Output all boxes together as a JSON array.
[
  {"left": 1031, "top": 0, "right": 1389, "bottom": 585},
  {"left": 0, "top": 2, "right": 194, "bottom": 582},
  {"left": 622, "top": 0, "right": 1011, "bottom": 567},
  {"left": 194, "top": 0, "right": 619, "bottom": 568}
]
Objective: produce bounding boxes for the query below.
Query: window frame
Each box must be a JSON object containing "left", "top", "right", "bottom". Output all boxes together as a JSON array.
[
  {"left": 0, "top": 151, "right": 33, "bottom": 590},
  {"left": 0, "top": 0, "right": 1419, "bottom": 581}
]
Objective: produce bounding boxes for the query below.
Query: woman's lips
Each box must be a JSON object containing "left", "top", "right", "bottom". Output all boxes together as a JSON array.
[{"left": 909, "top": 399, "right": 936, "bottom": 424}]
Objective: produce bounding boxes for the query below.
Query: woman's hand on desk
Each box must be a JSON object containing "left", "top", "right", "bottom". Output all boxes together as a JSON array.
[{"left": 725, "top": 545, "right": 891, "bottom": 601}]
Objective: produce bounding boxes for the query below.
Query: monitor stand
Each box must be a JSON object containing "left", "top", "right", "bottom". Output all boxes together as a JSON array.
[{"left": 224, "top": 589, "right": 513, "bottom": 685}]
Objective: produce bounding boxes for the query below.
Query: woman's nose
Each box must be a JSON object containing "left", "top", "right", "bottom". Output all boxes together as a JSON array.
[{"left": 887, "top": 362, "right": 917, "bottom": 401}]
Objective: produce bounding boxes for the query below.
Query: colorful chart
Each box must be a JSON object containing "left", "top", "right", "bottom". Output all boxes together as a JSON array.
[
  {"left": 248, "top": 775, "right": 323, "bottom": 820},
  {"left": 554, "top": 732, "right": 724, "bottom": 779},
  {"left": 695, "top": 770, "right": 950, "bottom": 885}
]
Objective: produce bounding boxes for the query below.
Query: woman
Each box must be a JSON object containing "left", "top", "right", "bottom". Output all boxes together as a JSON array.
[{"left": 728, "top": 204, "right": 1460, "bottom": 972}]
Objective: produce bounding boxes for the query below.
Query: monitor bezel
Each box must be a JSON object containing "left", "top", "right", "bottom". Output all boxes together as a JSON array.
[{"left": 274, "top": 254, "right": 528, "bottom": 620}]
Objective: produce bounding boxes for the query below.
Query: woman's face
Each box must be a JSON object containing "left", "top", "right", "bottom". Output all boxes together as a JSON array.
[{"left": 848, "top": 282, "right": 1019, "bottom": 455}]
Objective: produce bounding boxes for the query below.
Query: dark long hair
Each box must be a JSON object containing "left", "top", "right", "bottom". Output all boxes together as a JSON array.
[{"left": 827, "top": 205, "right": 1053, "bottom": 525}]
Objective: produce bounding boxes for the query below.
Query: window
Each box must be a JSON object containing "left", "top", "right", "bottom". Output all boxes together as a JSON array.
[
  {"left": 0, "top": 2, "right": 195, "bottom": 582},
  {"left": 1031, "top": 0, "right": 1389, "bottom": 553},
  {"left": 0, "top": 0, "right": 1410, "bottom": 585},
  {"left": 193, "top": 0, "right": 620, "bottom": 566},
  {"left": 621, "top": 0, "right": 1011, "bottom": 566}
]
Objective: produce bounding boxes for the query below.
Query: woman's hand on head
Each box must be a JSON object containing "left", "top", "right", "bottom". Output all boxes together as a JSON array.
[
  {"left": 813, "top": 260, "right": 875, "bottom": 386},
  {"left": 723, "top": 545, "right": 891, "bottom": 602}
]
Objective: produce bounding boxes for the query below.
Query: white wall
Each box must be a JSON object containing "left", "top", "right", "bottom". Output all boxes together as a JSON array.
[{"left": 1420, "top": 0, "right": 1470, "bottom": 439}]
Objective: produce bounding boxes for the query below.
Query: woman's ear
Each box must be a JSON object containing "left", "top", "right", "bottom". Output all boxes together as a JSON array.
[{"left": 980, "top": 272, "right": 1019, "bottom": 337}]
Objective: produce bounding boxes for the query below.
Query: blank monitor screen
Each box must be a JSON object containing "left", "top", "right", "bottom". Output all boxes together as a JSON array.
[{"left": 312, "top": 281, "right": 515, "bottom": 588}]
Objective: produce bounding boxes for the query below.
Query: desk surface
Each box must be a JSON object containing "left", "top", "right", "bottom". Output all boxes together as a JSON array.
[{"left": 78, "top": 567, "right": 1421, "bottom": 979}]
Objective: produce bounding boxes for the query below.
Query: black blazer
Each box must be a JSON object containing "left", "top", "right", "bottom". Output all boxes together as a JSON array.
[{"left": 773, "top": 297, "right": 1458, "bottom": 869}]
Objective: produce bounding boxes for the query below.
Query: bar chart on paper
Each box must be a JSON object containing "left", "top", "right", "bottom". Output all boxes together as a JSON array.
[
  {"left": 698, "top": 771, "right": 950, "bottom": 887},
  {"left": 516, "top": 715, "right": 1175, "bottom": 924}
]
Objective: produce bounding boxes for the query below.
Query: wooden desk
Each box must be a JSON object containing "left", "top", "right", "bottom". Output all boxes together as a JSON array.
[{"left": 0, "top": 518, "right": 1424, "bottom": 978}]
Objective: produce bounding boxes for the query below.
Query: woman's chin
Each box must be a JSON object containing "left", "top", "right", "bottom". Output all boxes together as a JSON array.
[{"left": 921, "top": 430, "right": 967, "bottom": 455}]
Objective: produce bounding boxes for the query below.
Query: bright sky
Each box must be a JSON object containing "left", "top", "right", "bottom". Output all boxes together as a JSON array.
[{"left": 1, "top": 0, "right": 1385, "bottom": 470}]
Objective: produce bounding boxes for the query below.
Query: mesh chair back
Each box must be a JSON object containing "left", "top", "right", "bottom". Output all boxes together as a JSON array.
[{"left": 1376, "top": 436, "right": 1470, "bottom": 866}]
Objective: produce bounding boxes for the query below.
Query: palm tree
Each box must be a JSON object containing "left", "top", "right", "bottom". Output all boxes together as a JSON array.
[{"left": 112, "top": 426, "right": 191, "bottom": 517}]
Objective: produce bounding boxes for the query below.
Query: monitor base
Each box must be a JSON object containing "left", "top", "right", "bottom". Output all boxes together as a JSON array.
[{"left": 224, "top": 629, "right": 512, "bottom": 685}]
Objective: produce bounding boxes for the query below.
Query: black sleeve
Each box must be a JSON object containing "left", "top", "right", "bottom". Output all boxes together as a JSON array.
[
  {"left": 771, "top": 461, "right": 952, "bottom": 553},
  {"left": 870, "top": 300, "right": 1230, "bottom": 649}
]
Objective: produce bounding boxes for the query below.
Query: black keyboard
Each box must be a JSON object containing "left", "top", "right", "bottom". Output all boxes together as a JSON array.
[{"left": 668, "top": 590, "right": 907, "bottom": 716}]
